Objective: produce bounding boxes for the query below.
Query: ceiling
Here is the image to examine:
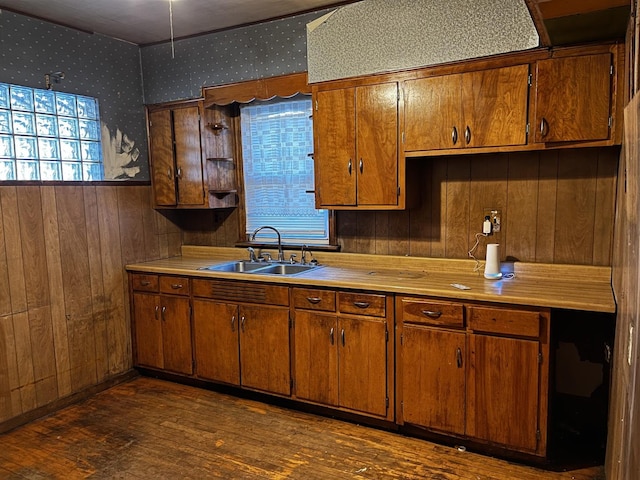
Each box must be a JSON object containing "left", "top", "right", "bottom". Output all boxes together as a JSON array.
[
  {"left": 0, "top": 0, "right": 631, "bottom": 47},
  {"left": 0, "top": 0, "right": 359, "bottom": 45}
]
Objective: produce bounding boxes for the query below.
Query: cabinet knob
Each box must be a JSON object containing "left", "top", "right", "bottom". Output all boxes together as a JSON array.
[
  {"left": 167, "top": 167, "right": 173, "bottom": 180},
  {"left": 465, "top": 126, "right": 471, "bottom": 144},
  {"left": 359, "top": 158, "right": 363, "bottom": 174},
  {"left": 452, "top": 126, "right": 458, "bottom": 145},
  {"left": 176, "top": 167, "right": 182, "bottom": 179},
  {"left": 348, "top": 158, "right": 352, "bottom": 175}
]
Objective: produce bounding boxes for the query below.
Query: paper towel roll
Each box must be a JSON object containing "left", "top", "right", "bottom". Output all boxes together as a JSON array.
[{"left": 484, "top": 243, "right": 502, "bottom": 279}]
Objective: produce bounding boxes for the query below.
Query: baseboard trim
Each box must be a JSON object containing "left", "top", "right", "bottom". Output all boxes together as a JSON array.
[{"left": 0, "top": 370, "right": 139, "bottom": 434}]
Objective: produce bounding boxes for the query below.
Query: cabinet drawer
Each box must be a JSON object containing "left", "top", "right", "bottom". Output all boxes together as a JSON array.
[
  {"left": 467, "top": 306, "right": 541, "bottom": 338},
  {"left": 338, "top": 292, "right": 386, "bottom": 317},
  {"left": 293, "top": 288, "right": 336, "bottom": 311},
  {"left": 159, "top": 276, "right": 190, "bottom": 296},
  {"left": 400, "top": 298, "right": 464, "bottom": 328},
  {"left": 131, "top": 273, "right": 159, "bottom": 292}
]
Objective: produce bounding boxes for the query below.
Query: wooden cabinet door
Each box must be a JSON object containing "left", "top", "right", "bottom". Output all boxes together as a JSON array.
[
  {"left": 160, "top": 295, "right": 193, "bottom": 375},
  {"left": 313, "top": 88, "right": 357, "bottom": 207},
  {"left": 133, "top": 292, "right": 163, "bottom": 369},
  {"left": 338, "top": 316, "right": 388, "bottom": 416},
  {"left": 193, "top": 299, "right": 240, "bottom": 385},
  {"left": 467, "top": 334, "right": 540, "bottom": 453},
  {"left": 463, "top": 65, "right": 529, "bottom": 148},
  {"left": 534, "top": 53, "right": 612, "bottom": 143},
  {"left": 356, "top": 83, "right": 398, "bottom": 206},
  {"left": 404, "top": 74, "right": 462, "bottom": 151},
  {"left": 293, "top": 311, "right": 338, "bottom": 406},
  {"left": 173, "top": 106, "right": 205, "bottom": 206},
  {"left": 401, "top": 325, "right": 466, "bottom": 435},
  {"left": 149, "top": 110, "right": 177, "bottom": 206},
  {"left": 239, "top": 304, "right": 291, "bottom": 396}
]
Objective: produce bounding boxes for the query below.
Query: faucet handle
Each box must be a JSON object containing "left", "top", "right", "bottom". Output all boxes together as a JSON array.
[
  {"left": 289, "top": 254, "right": 297, "bottom": 264},
  {"left": 260, "top": 252, "right": 272, "bottom": 262}
]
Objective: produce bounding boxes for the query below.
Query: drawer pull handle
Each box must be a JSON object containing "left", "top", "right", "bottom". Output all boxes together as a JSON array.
[
  {"left": 353, "top": 301, "right": 370, "bottom": 309},
  {"left": 329, "top": 327, "right": 335, "bottom": 345},
  {"left": 465, "top": 126, "right": 471, "bottom": 144},
  {"left": 231, "top": 315, "right": 236, "bottom": 332},
  {"left": 421, "top": 310, "right": 442, "bottom": 318},
  {"left": 540, "top": 117, "right": 548, "bottom": 138},
  {"left": 171, "top": 283, "right": 183, "bottom": 289},
  {"left": 306, "top": 297, "right": 322, "bottom": 304},
  {"left": 451, "top": 126, "right": 458, "bottom": 145},
  {"left": 241, "top": 315, "right": 246, "bottom": 332},
  {"left": 456, "top": 348, "right": 463, "bottom": 368},
  {"left": 341, "top": 328, "right": 345, "bottom": 346},
  {"left": 154, "top": 305, "right": 159, "bottom": 320},
  {"left": 161, "top": 306, "right": 166, "bottom": 321},
  {"left": 140, "top": 280, "right": 151, "bottom": 286}
]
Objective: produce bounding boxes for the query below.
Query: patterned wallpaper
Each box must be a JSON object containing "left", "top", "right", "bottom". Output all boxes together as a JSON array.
[
  {"left": 140, "top": 10, "right": 330, "bottom": 105},
  {"left": 307, "top": 0, "right": 540, "bottom": 83},
  {"left": 0, "top": 10, "right": 149, "bottom": 180}
]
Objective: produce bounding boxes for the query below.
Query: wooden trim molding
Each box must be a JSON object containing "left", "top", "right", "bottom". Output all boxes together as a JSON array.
[{"left": 202, "top": 72, "right": 310, "bottom": 106}]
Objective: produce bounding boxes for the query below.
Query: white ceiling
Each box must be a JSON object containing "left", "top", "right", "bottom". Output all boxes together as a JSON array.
[{"left": 0, "top": 0, "right": 357, "bottom": 45}]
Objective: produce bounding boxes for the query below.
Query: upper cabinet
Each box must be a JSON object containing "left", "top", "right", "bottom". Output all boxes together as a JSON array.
[
  {"left": 313, "top": 82, "right": 402, "bottom": 209},
  {"left": 403, "top": 65, "right": 530, "bottom": 152},
  {"left": 533, "top": 52, "right": 614, "bottom": 143},
  {"left": 148, "top": 102, "right": 206, "bottom": 208},
  {"left": 146, "top": 101, "right": 238, "bottom": 209}
]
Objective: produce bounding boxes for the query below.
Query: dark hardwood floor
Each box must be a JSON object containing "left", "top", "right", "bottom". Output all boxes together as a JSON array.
[{"left": 0, "top": 377, "right": 604, "bottom": 479}]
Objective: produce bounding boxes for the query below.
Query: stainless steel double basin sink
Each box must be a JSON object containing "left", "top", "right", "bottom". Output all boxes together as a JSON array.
[{"left": 198, "top": 260, "right": 322, "bottom": 276}]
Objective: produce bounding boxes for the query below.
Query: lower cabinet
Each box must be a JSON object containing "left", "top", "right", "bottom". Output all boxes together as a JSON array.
[
  {"left": 131, "top": 274, "right": 193, "bottom": 375},
  {"left": 192, "top": 279, "right": 291, "bottom": 396},
  {"left": 293, "top": 288, "right": 393, "bottom": 420},
  {"left": 397, "top": 296, "right": 550, "bottom": 456}
]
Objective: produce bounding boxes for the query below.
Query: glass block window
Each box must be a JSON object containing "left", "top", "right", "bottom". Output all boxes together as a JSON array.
[
  {"left": 0, "top": 82, "right": 103, "bottom": 181},
  {"left": 240, "top": 96, "right": 328, "bottom": 245}
]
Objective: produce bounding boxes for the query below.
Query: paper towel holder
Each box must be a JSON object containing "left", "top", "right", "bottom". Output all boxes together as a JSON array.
[{"left": 484, "top": 243, "right": 502, "bottom": 280}]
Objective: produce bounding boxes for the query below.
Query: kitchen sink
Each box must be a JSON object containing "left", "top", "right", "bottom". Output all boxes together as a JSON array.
[
  {"left": 198, "top": 260, "right": 268, "bottom": 273},
  {"left": 198, "top": 260, "right": 322, "bottom": 276}
]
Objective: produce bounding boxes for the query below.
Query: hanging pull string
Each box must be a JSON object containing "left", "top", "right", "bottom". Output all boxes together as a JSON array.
[{"left": 169, "top": 0, "right": 175, "bottom": 59}]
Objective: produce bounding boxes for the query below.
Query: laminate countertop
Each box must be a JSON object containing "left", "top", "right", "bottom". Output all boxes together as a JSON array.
[{"left": 126, "top": 246, "right": 616, "bottom": 313}]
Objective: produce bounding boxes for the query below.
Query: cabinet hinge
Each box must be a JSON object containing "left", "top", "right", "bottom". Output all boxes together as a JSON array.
[
  {"left": 386, "top": 397, "right": 389, "bottom": 408},
  {"left": 289, "top": 316, "right": 294, "bottom": 329},
  {"left": 610, "top": 64, "right": 614, "bottom": 76},
  {"left": 385, "top": 329, "right": 389, "bottom": 342},
  {"left": 315, "top": 99, "right": 318, "bottom": 111},
  {"left": 400, "top": 334, "right": 403, "bottom": 345},
  {"left": 397, "top": 186, "right": 401, "bottom": 197},
  {"left": 538, "top": 352, "right": 543, "bottom": 364},
  {"left": 526, "top": 123, "right": 530, "bottom": 135},
  {"left": 609, "top": 116, "right": 613, "bottom": 128},
  {"left": 536, "top": 430, "right": 541, "bottom": 441},
  {"left": 400, "top": 400, "right": 403, "bottom": 412},
  {"left": 528, "top": 73, "right": 532, "bottom": 86},
  {"left": 402, "top": 131, "right": 405, "bottom": 144},
  {"left": 291, "top": 379, "right": 294, "bottom": 391}
]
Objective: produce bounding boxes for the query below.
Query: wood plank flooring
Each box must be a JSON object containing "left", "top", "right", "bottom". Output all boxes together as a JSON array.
[{"left": 0, "top": 377, "right": 604, "bottom": 479}]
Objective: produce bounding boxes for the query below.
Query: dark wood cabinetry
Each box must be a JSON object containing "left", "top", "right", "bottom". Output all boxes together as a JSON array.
[
  {"left": 131, "top": 274, "right": 193, "bottom": 375},
  {"left": 313, "top": 82, "right": 401, "bottom": 209},
  {"left": 148, "top": 103, "right": 206, "bottom": 208},
  {"left": 293, "top": 288, "right": 393, "bottom": 419},
  {"left": 533, "top": 52, "right": 613, "bottom": 143},
  {"left": 192, "top": 279, "right": 290, "bottom": 396},
  {"left": 403, "top": 65, "right": 530, "bottom": 151},
  {"left": 397, "top": 297, "right": 550, "bottom": 456}
]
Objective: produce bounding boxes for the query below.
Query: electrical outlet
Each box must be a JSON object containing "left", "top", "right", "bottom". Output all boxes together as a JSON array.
[{"left": 483, "top": 209, "right": 501, "bottom": 233}]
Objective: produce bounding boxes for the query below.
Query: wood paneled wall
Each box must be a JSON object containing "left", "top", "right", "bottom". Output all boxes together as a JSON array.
[
  {"left": 337, "top": 147, "right": 619, "bottom": 266},
  {"left": 0, "top": 185, "right": 180, "bottom": 425}
]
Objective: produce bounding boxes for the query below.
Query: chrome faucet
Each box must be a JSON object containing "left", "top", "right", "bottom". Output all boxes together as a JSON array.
[{"left": 250, "top": 226, "right": 284, "bottom": 262}]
